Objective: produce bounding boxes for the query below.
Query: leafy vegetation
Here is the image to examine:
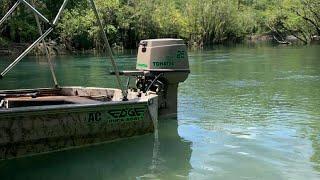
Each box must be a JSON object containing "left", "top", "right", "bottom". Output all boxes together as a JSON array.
[{"left": 0, "top": 0, "right": 319, "bottom": 49}]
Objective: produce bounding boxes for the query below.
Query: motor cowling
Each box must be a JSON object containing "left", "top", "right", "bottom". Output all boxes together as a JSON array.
[{"left": 136, "top": 39, "right": 190, "bottom": 117}]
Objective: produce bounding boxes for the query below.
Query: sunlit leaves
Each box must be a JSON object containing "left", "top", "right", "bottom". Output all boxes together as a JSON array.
[{"left": 1, "top": 0, "right": 319, "bottom": 47}]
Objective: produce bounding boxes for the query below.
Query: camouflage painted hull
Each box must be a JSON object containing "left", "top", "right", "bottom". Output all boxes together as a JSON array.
[{"left": 0, "top": 87, "right": 158, "bottom": 160}]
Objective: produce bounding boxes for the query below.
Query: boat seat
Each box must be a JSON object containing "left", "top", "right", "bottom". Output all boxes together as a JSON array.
[{"left": 1, "top": 96, "right": 102, "bottom": 108}]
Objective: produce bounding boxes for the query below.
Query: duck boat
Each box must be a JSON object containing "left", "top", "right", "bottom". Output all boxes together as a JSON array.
[{"left": 0, "top": 0, "right": 189, "bottom": 160}]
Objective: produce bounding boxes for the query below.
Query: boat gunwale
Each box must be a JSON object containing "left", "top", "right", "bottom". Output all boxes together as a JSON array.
[
  {"left": 0, "top": 86, "right": 120, "bottom": 94},
  {"left": 0, "top": 100, "right": 149, "bottom": 115}
]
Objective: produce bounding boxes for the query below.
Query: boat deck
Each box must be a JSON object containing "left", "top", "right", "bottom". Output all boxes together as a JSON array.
[
  {"left": 0, "top": 87, "right": 147, "bottom": 110},
  {"left": 0, "top": 87, "right": 121, "bottom": 109}
]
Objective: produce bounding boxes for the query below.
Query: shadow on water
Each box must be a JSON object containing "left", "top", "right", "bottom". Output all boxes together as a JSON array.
[{"left": 0, "top": 119, "right": 192, "bottom": 180}]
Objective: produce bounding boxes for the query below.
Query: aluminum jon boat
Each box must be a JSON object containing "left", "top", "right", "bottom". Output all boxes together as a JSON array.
[
  {"left": 0, "top": 87, "right": 158, "bottom": 159},
  {"left": 0, "top": 1, "right": 189, "bottom": 160}
]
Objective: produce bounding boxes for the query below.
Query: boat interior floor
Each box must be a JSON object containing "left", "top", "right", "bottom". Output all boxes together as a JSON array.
[
  {"left": 0, "top": 87, "right": 138, "bottom": 109},
  {"left": 0, "top": 95, "right": 109, "bottom": 109}
]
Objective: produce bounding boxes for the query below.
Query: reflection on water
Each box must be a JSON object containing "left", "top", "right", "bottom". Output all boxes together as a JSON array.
[
  {"left": 1, "top": 44, "right": 320, "bottom": 179},
  {"left": 0, "top": 119, "right": 192, "bottom": 180}
]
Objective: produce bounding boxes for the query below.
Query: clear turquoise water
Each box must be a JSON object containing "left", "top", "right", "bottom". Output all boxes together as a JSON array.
[{"left": 0, "top": 44, "right": 320, "bottom": 179}]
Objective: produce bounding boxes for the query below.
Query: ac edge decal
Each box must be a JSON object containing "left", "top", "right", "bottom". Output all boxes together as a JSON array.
[
  {"left": 108, "top": 107, "right": 145, "bottom": 118},
  {"left": 87, "top": 107, "right": 146, "bottom": 123}
]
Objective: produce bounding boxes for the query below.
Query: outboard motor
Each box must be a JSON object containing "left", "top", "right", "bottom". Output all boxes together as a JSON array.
[{"left": 135, "top": 39, "right": 190, "bottom": 117}]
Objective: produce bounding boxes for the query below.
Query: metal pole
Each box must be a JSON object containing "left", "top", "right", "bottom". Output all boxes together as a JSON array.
[
  {"left": 18, "top": 0, "right": 50, "bottom": 24},
  {"left": 31, "top": 0, "right": 58, "bottom": 87},
  {"left": 0, "top": 27, "right": 54, "bottom": 78},
  {"left": 89, "top": 0, "right": 128, "bottom": 100},
  {"left": 53, "top": 0, "right": 69, "bottom": 25},
  {"left": 0, "top": 1, "right": 20, "bottom": 26}
]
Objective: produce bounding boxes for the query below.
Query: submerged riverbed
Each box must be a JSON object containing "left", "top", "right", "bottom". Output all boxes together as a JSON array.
[{"left": 0, "top": 44, "right": 320, "bottom": 179}]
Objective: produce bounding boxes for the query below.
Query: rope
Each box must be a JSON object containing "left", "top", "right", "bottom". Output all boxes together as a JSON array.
[
  {"left": 31, "top": 0, "right": 58, "bottom": 87},
  {"left": 89, "top": 0, "right": 128, "bottom": 101}
]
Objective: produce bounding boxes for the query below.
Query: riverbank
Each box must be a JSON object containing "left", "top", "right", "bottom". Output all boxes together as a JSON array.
[
  {"left": 0, "top": 42, "right": 69, "bottom": 56},
  {"left": 1, "top": 35, "right": 319, "bottom": 57},
  {"left": 0, "top": 40, "right": 126, "bottom": 56}
]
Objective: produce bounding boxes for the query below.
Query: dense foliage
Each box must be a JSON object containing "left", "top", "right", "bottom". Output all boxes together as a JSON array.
[{"left": 0, "top": 0, "right": 319, "bottom": 49}]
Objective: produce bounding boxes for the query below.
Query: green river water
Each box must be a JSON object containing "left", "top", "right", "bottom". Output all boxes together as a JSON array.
[{"left": 0, "top": 44, "right": 319, "bottom": 179}]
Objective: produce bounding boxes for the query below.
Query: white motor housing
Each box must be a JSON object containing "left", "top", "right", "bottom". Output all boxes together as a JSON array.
[
  {"left": 136, "top": 39, "right": 190, "bottom": 117},
  {"left": 137, "top": 39, "right": 189, "bottom": 71}
]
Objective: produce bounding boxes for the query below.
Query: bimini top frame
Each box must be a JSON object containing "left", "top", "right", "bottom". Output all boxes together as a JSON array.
[{"left": 0, "top": 0, "right": 128, "bottom": 100}]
